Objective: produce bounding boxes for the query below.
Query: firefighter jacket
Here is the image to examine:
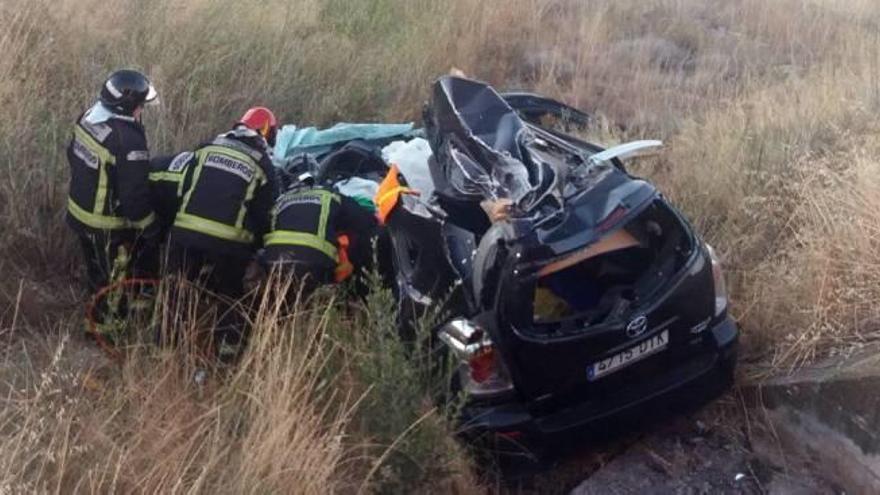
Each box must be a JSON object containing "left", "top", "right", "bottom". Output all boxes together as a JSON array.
[
  {"left": 169, "top": 128, "right": 278, "bottom": 259},
  {"left": 148, "top": 152, "right": 195, "bottom": 232},
  {"left": 65, "top": 108, "right": 157, "bottom": 236},
  {"left": 263, "top": 187, "right": 378, "bottom": 272}
]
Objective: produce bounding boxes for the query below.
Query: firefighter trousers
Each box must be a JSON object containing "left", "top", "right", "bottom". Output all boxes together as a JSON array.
[{"left": 166, "top": 243, "right": 250, "bottom": 361}]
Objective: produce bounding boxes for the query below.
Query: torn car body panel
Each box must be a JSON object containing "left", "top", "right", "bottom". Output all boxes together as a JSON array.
[
  {"left": 501, "top": 91, "right": 594, "bottom": 130},
  {"left": 426, "top": 76, "right": 542, "bottom": 206}
]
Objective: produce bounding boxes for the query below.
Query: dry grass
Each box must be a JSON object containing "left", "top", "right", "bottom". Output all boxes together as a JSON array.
[
  {"left": 2, "top": 0, "right": 880, "bottom": 491},
  {"left": 0, "top": 279, "right": 477, "bottom": 493},
  {"left": 0, "top": 285, "right": 351, "bottom": 493}
]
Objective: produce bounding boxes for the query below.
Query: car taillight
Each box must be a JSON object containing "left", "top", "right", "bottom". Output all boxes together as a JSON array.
[
  {"left": 438, "top": 319, "right": 514, "bottom": 399},
  {"left": 468, "top": 347, "right": 496, "bottom": 383},
  {"left": 705, "top": 243, "right": 728, "bottom": 316}
]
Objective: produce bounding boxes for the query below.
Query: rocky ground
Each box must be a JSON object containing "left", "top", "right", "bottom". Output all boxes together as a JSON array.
[{"left": 494, "top": 394, "right": 839, "bottom": 495}]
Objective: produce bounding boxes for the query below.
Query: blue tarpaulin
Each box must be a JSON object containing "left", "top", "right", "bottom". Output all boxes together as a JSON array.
[{"left": 273, "top": 122, "right": 415, "bottom": 165}]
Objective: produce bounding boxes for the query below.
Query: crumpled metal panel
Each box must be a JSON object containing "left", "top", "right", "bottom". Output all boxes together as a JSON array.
[{"left": 426, "top": 76, "right": 544, "bottom": 206}]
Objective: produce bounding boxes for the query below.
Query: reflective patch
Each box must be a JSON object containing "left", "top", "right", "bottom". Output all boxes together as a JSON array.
[
  {"left": 72, "top": 138, "right": 99, "bottom": 169},
  {"left": 204, "top": 153, "right": 254, "bottom": 182},
  {"left": 276, "top": 191, "right": 323, "bottom": 213},
  {"left": 169, "top": 151, "right": 193, "bottom": 172},
  {"left": 81, "top": 121, "right": 112, "bottom": 142},
  {"left": 105, "top": 80, "right": 122, "bottom": 98},
  {"left": 127, "top": 150, "right": 150, "bottom": 161},
  {"left": 212, "top": 136, "right": 263, "bottom": 161}
]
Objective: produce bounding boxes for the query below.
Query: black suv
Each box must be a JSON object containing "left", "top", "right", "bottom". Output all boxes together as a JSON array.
[{"left": 380, "top": 76, "right": 738, "bottom": 451}]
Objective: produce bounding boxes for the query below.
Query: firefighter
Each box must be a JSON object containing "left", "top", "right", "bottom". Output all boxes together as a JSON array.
[
  {"left": 66, "top": 69, "right": 160, "bottom": 331},
  {"left": 262, "top": 177, "right": 378, "bottom": 299},
  {"left": 167, "top": 107, "right": 279, "bottom": 360}
]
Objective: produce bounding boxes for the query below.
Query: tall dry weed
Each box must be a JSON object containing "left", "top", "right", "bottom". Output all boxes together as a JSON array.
[
  {"left": 0, "top": 278, "right": 477, "bottom": 493},
  {"left": 0, "top": 284, "right": 347, "bottom": 493}
]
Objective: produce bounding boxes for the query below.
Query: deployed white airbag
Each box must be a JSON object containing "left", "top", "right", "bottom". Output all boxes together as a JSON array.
[{"left": 381, "top": 138, "right": 435, "bottom": 197}]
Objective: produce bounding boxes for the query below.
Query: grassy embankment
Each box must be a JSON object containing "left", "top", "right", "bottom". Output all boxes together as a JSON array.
[{"left": 1, "top": 0, "right": 879, "bottom": 491}]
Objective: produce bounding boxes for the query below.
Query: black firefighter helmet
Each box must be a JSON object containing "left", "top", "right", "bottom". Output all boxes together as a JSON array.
[{"left": 99, "top": 69, "right": 158, "bottom": 115}]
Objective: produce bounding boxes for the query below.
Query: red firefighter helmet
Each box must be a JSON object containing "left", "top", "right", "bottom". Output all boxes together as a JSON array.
[{"left": 239, "top": 106, "right": 278, "bottom": 147}]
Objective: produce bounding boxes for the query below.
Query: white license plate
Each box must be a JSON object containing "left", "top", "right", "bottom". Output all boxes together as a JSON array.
[{"left": 588, "top": 330, "right": 669, "bottom": 381}]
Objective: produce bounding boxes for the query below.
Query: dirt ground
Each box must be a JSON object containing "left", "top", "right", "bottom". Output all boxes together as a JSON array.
[{"left": 494, "top": 393, "right": 839, "bottom": 495}]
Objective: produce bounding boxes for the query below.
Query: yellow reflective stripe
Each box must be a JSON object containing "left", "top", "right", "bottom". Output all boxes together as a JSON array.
[
  {"left": 68, "top": 198, "right": 126, "bottom": 229},
  {"left": 317, "top": 190, "right": 333, "bottom": 239},
  {"left": 94, "top": 161, "right": 108, "bottom": 215},
  {"left": 129, "top": 212, "right": 156, "bottom": 229},
  {"left": 73, "top": 127, "right": 115, "bottom": 165},
  {"left": 237, "top": 171, "right": 261, "bottom": 229},
  {"left": 74, "top": 126, "right": 116, "bottom": 216},
  {"left": 68, "top": 198, "right": 155, "bottom": 230},
  {"left": 270, "top": 201, "right": 279, "bottom": 231},
  {"left": 149, "top": 170, "right": 187, "bottom": 197},
  {"left": 263, "top": 231, "right": 338, "bottom": 260},
  {"left": 148, "top": 171, "right": 183, "bottom": 182},
  {"left": 174, "top": 212, "right": 254, "bottom": 244},
  {"left": 178, "top": 150, "right": 205, "bottom": 213}
]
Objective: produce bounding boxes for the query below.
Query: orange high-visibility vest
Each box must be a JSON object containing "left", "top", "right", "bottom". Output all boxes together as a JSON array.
[{"left": 375, "top": 164, "right": 416, "bottom": 225}]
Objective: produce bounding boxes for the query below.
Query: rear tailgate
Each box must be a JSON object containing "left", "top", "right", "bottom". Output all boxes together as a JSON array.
[{"left": 496, "top": 244, "right": 718, "bottom": 414}]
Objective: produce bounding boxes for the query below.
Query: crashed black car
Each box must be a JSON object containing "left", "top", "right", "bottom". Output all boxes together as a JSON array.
[
  {"left": 289, "top": 76, "right": 738, "bottom": 452},
  {"left": 372, "top": 77, "right": 739, "bottom": 450}
]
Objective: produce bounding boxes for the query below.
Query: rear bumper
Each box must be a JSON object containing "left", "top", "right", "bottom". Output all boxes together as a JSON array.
[{"left": 458, "top": 315, "right": 738, "bottom": 446}]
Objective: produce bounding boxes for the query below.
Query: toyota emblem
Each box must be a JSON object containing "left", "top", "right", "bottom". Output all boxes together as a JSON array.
[{"left": 626, "top": 316, "right": 648, "bottom": 338}]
